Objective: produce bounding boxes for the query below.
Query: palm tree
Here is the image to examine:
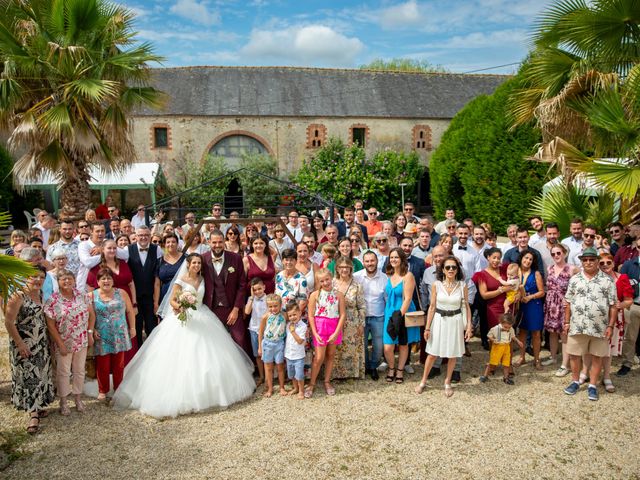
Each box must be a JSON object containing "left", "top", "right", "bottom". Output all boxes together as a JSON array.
[
  {"left": 0, "top": 212, "right": 36, "bottom": 302},
  {"left": 0, "top": 0, "right": 165, "bottom": 219},
  {"left": 511, "top": 0, "right": 640, "bottom": 219}
]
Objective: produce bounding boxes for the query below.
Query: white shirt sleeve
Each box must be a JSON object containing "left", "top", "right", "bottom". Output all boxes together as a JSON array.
[{"left": 78, "top": 241, "right": 101, "bottom": 269}]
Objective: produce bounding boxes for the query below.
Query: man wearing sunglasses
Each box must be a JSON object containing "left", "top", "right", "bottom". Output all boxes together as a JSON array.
[
  {"left": 568, "top": 225, "right": 598, "bottom": 267},
  {"left": 372, "top": 232, "right": 391, "bottom": 271},
  {"left": 363, "top": 208, "right": 382, "bottom": 237},
  {"left": 563, "top": 247, "right": 617, "bottom": 401},
  {"left": 130, "top": 204, "right": 148, "bottom": 229}
]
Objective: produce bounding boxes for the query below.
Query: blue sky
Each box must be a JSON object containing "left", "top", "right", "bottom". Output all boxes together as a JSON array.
[{"left": 125, "top": 0, "right": 555, "bottom": 73}]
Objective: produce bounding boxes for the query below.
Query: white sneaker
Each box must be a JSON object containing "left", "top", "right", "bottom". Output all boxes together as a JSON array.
[
  {"left": 404, "top": 364, "right": 415, "bottom": 374},
  {"left": 541, "top": 357, "right": 556, "bottom": 366},
  {"left": 554, "top": 366, "right": 570, "bottom": 377},
  {"left": 377, "top": 361, "right": 388, "bottom": 372}
]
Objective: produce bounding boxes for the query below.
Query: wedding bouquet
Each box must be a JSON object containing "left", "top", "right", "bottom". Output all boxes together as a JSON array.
[{"left": 176, "top": 291, "right": 198, "bottom": 325}]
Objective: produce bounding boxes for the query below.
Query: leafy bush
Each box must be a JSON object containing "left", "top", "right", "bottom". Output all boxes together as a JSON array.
[
  {"left": 168, "top": 155, "right": 230, "bottom": 212},
  {"left": 294, "top": 138, "right": 423, "bottom": 218},
  {"left": 237, "top": 154, "right": 282, "bottom": 214},
  {"left": 430, "top": 74, "right": 547, "bottom": 233}
]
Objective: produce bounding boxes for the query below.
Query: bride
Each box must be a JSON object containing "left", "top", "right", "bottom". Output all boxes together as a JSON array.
[{"left": 112, "top": 253, "right": 255, "bottom": 418}]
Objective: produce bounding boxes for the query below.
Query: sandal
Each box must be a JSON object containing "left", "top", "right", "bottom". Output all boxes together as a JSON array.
[
  {"left": 27, "top": 413, "right": 40, "bottom": 435},
  {"left": 324, "top": 382, "right": 336, "bottom": 396},
  {"left": 534, "top": 360, "right": 543, "bottom": 371},
  {"left": 444, "top": 384, "right": 454, "bottom": 398},
  {"left": 304, "top": 384, "right": 315, "bottom": 399},
  {"left": 395, "top": 368, "right": 404, "bottom": 384},
  {"left": 385, "top": 368, "right": 396, "bottom": 383},
  {"left": 59, "top": 398, "right": 70, "bottom": 416},
  {"left": 37, "top": 409, "right": 49, "bottom": 418},
  {"left": 603, "top": 379, "right": 616, "bottom": 393},
  {"left": 415, "top": 382, "right": 427, "bottom": 394},
  {"left": 75, "top": 395, "right": 86, "bottom": 413}
]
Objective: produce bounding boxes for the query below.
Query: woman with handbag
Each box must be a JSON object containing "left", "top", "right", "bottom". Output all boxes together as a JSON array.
[
  {"left": 415, "top": 256, "right": 472, "bottom": 397},
  {"left": 382, "top": 248, "right": 420, "bottom": 384}
]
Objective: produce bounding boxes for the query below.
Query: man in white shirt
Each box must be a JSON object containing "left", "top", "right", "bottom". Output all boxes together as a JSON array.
[
  {"left": 209, "top": 203, "right": 229, "bottom": 233},
  {"left": 354, "top": 251, "right": 388, "bottom": 380},
  {"left": 471, "top": 225, "right": 489, "bottom": 268},
  {"left": 533, "top": 222, "right": 561, "bottom": 272},
  {"left": 130, "top": 204, "right": 148, "bottom": 229},
  {"left": 77, "top": 222, "right": 128, "bottom": 291},
  {"left": 528, "top": 215, "right": 546, "bottom": 246},
  {"left": 500, "top": 224, "right": 519, "bottom": 255},
  {"left": 286, "top": 210, "right": 302, "bottom": 242},
  {"left": 302, "top": 232, "right": 323, "bottom": 266},
  {"left": 412, "top": 228, "right": 432, "bottom": 260},
  {"left": 452, "top": 224, "right": 482, "bottom": 305},
  {"left": 46, "top": 220, "right": 80, "bottom": 275},
  {"left": 181, "top": 212, "right": 197, "bottom": 238},
  {"left": 434, "top": 208, "right": 456, "bottom": 235},
  {"left": 562, "top": 218, "right": 584, "bottom": 257},
  {"left": 568, "top": 224, "right": 598, "bottom": 267}
]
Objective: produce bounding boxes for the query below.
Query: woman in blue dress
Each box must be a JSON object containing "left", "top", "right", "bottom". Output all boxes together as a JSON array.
[
  {"left": 154, "top": 233, "right": 185, "bottom": 318},
  {"left": 514, "top": 250, "right": 545, "bottom": 369},
  {"left": 383, "top": 247, "right": 420, "bottom": 384}
]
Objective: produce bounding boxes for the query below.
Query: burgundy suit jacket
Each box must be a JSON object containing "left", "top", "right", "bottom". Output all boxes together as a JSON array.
[{"left": 201, "top": 250, "right": 247, "bottom": 311}]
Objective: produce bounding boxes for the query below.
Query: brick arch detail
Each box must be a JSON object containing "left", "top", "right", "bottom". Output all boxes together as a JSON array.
[{"left": 202, "top": 130, "right": 275, "bottom": 163}]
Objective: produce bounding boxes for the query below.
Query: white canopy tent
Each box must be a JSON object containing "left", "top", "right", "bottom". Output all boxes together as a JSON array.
[{"left": 20, "top": 162, "right": 163, "bottom": 211}]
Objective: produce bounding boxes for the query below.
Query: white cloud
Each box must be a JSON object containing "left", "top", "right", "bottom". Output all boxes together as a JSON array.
[
  {"left": 169, "top": 0, "right": 220, "bottom": 26},
  {"left": 378, "top": 1, "right": 424, "bottom": 29},
  {"left": 240, "top": 25, "right": 364, "bottom": 66},
  {"left": 441, "top": 29, "right": 528, "bottom": 49}
]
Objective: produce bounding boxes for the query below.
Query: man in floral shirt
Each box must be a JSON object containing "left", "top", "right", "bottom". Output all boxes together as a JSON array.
[{"left": 563, "top": 247, "right": 617, "bottom": 401}]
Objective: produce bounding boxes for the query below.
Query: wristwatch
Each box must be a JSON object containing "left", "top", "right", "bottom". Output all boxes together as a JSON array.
[{"left": 87, "top": 329, "right": 93, "bottom": 333}]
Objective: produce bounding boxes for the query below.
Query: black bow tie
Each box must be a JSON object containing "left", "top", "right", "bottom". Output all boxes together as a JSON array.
[
  {"left": 458, "top": 246, "right": 467, "bottom": 251},
  {"left": 139, "top": 248, "right": 148, "bottom": 252}
]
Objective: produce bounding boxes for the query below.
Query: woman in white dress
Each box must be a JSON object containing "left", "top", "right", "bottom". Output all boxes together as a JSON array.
[
  {"left": 415, "top": 256, "right": 472, "bottom": 397},
  {"left": 112, "top": 253, "right": 255, "bottom": 418}
]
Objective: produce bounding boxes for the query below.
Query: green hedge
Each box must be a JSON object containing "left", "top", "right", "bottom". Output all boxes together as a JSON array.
[{"left": 430, "top": 75, "right": 547, "bottom": 233}]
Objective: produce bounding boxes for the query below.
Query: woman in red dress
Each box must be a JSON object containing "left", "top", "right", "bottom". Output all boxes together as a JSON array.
[
  {"left": 243, "top": 235, "right": 276, "bottom": 295},
  {"left": 87, "top": 239, "right": 138, "bottom": 364},
  {"left": 473, "top": 247, "right": 508, "bottom": 348}
]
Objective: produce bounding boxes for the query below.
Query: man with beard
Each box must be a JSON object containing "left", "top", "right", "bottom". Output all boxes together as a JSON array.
[
  {"left": 528, "top": 216, "right": 546, "bottom": 246},
  {"left": 534, "top": 222, "right": 561, "bottom": 272},
  {"left": 471, "top": 225, "right": 489, "bottom": 267},
  {"left": 503, "top": 227, "right": 545, "bottom": 277},
  {"left": 568, "top": 225, "right": 598, "bottom": 267},
  {"left": 562, "top": 217, "right": 584, "bottom": 258},
  {"left": 201, "top": 230, "right": 248, "bottom": 352},
  {"left": 46, "top": 220, "right": 80, "bottom": 276},
  {"left": 354, "top": 251, "right": 388, "bottom": 380}
]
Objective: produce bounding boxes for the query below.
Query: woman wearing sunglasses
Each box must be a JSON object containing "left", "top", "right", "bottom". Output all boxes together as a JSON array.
[
  {"left": 416, "top": 255, "right": 472, "bottom": 397},
  {"left": 543, "top": 243, "right": 579, "bottom": 376},
  {"left": 596, "top": 253, "right": 633, "bottom": 392}
]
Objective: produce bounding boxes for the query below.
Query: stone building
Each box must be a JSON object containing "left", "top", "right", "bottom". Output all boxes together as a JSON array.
[{"left": 134, "top": 66, "right": 506, "bottom": 210}]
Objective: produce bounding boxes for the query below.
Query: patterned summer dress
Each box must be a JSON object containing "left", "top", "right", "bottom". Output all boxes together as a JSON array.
[
  {"left": 544, "top": 264, "right": 572, "bottom": 333},
  {"left": 332, "top": 280, "right": 366, "bottom": 379},
  {"left": 92, "top": 289, "right": 132, "bottom": 356},
  {"left": 9, "top": 294, "right": 55, "bottom": 411}
]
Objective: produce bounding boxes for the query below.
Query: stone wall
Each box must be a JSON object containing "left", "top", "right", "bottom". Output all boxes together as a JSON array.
[{"left": 131, "top": 115, "right": 451, "bottom": 178}]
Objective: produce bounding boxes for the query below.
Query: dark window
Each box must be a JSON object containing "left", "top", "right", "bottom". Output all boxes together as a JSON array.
[
  {"left": 154, "top": 127, "right": 168, "bottom": 148},
  {"left": 352, "top": 127, "right": 366, "bottom": 147}
]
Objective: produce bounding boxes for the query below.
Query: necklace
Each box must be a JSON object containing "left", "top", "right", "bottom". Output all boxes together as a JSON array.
[{"left": 443, "top": 280, "right": 457, "bottom": 291}]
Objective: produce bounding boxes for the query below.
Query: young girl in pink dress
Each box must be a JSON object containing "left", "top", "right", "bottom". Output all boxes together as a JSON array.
[{"left": 305, "top": 269, "right": 346, "bottom": 398}]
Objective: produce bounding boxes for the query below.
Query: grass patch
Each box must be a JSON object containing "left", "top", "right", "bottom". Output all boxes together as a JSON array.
[{"left": 0, "top": 428, "right": 31, "bottom": 470}]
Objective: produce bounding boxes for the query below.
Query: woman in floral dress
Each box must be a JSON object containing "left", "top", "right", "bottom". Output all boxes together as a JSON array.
[
  {"left": 544, "top": 243, "right": 578, "bottom": 376},
  {"left": 274, "top": 249, "right": 308, "bottom": 312},
  {"left": 4, "top": 266, "right": 55, "bottom": 434},
  {"left": 44, "top": 270, "right": 93, "bottom": 415},
  {"left": 332, "top": 256, "right": 366, "bottom": 379}
]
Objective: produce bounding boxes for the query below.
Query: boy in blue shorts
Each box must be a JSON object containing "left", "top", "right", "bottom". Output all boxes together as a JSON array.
[
  {"left": 258, "top": 294, "right": 287, "bottom": 397},
  {"left": 284, "top": 302, "right": 307, "bottom": 399}
]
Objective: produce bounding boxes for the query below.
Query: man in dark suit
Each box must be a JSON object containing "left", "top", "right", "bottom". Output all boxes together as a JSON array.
[
  {"left": 336, "top": 207, "right": 369, "bottom": 245},
  {"left": 201, "top": 229, "right": 248, "bottom": 352},
  {"left": 128, "top": 226, "right": 161, "bottom": 344}
]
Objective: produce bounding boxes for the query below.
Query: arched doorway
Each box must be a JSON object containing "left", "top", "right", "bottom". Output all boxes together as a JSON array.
[{"left": 208, "top": 134, "right": 270, "bottom": 214}]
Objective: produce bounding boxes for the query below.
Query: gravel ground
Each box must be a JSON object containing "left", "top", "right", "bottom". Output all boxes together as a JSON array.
[{"left": 1, "top": 329, "right": 639, "bottom": 480}]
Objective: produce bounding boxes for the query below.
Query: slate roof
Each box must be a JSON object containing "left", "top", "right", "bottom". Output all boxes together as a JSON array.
[{"left": 138, "top": 66, "right": 508, "bottom": 119}]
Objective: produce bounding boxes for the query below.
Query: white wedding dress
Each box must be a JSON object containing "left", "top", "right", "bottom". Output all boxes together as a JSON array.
[{"left": 112, "top": 278, "right": 255, "bottom": 418}]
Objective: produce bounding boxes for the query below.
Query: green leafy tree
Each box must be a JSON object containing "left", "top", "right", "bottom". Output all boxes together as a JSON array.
[
  {"left": 0, "top": 0, "right": 165, "bottom": 220},
  {"left": 294, "top": 138, "right": 422, "bottom": 218},
  {"left": 168, "top": 155, "right": 230, "bottom": 212},
  {"left": 237, "top": 154, "right": 281, "bottom": 214},
  {"left": 430, "top": 75, "right": 547, "bottom": 233},
  {"left": 360, "top": 58, "right": 448, "bottom": 73}
]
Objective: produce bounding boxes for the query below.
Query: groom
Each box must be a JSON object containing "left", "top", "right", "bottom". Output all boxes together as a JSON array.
[{"left": 201, "top": 229, "right": 248, "bottom": 352}]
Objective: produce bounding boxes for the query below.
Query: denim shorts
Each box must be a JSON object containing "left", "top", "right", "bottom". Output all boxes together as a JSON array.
[
  {"left": 261, "top": 338, "right": 285, "bottom": 364},
  {"left": 249, "top": 330, "right": 259, "bottom": 357},
  {"left": 286, "top": 357, "right": 305, "bottom": 380}
]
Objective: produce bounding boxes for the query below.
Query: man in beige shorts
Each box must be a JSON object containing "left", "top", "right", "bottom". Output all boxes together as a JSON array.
[{"left": 563, "top": 247, "right": 617, "bottom": 401}]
